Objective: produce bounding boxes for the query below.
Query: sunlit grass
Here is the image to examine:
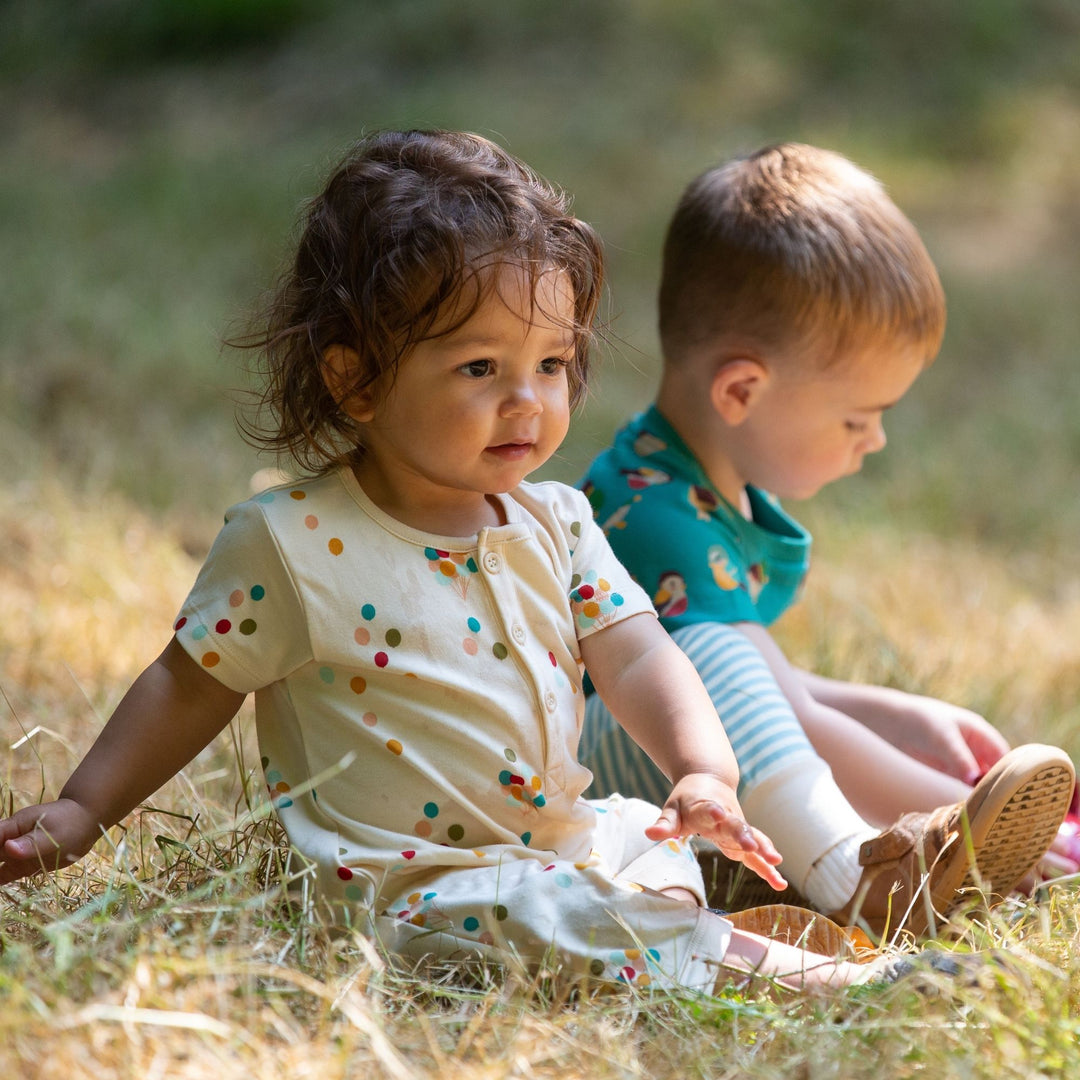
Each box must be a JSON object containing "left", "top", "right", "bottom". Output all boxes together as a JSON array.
[
  {"left": 4, "top": 479, "right": 1080, "bottom": 1077},
  {"left": 2, "top": 2, "right": 1079, "bottom": 1073}
]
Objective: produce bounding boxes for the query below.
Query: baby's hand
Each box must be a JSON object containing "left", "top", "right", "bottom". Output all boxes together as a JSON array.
[
  {"left": 646, "top": 773, "right": 787, "bottom": 891},
  {"left": 0, "top": 799, "right": 102, "bottom": 886}
]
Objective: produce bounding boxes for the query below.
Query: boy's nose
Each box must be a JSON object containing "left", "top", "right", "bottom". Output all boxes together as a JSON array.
[{"left": 864, "top": 421, "right": 887, "bottom": 454}]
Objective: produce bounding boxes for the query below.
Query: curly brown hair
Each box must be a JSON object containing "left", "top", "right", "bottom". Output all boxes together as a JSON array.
[{"left": 236, "top": 129, "right": 605, "bottom": 474}]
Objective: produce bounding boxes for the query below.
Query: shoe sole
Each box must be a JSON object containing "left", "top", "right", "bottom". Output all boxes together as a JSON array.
[
  {"left": 916, "top": 744, "right": 1075, "bottom": 935},
  {"left": 726, "top": 904, "right": 862, "bottom": 959}
]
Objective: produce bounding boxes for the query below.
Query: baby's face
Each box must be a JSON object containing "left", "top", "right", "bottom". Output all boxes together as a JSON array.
[
  {"left": 350, "top": 265, "right": 576, "bottom": 531},
  {"left": 734, "top": 339, "right": 926, "bottom": 501}
]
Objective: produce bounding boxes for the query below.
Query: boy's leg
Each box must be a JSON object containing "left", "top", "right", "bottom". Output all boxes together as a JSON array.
[{"left": 581, "top": 622, "right": 1075, "bottom": 939}]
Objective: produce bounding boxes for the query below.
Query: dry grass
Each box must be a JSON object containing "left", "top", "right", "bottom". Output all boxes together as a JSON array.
[
  {"left": 778, "top": 528, "right": 1080, "bottom": 759},
  {"left": 2, "top": 6, "right": 1079, "bottom": 1072},
  {"left": 3, "top": 479, "right": 1080, "bottom": 1078}
]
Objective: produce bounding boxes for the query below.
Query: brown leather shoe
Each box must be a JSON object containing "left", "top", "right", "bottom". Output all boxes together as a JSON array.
[
  {"left": 725, "top": 904, "right": 869, "bottom": 960},
  {"left": 829, "top": 744, "right": 1075, "bottom": 941}
]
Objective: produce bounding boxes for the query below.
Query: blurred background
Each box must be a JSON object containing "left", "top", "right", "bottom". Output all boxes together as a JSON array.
[{"left": 2, "top": 0, "right": 1079, "bottom": 749}]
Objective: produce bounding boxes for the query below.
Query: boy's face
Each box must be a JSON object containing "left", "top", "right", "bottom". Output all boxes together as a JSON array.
[{"left": 734, "top": 340, "right": 926, "bottom": 500}]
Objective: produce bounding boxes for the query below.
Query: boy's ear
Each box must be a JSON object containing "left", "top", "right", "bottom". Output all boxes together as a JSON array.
[
  {"left": 322, "top": 345, "right": 375, "bottom": 422},
  {"left": 709, "top": 358, "right": 769, "bottom": 425}
]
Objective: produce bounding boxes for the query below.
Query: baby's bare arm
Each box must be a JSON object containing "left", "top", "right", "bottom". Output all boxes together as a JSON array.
[
  {"left": 581, "top": 614, "right": 785, "bottom": 888},
  {"left": 0, "top": 638, "right": 244, "bottom": 884}
]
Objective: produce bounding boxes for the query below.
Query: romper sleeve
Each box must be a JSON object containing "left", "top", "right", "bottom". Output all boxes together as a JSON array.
[
  {"left": 173, "top": 498, "right": 313, "bottom": 693},
  {"left": 554, "top": 485, "right": 656, "bottom": 644}
]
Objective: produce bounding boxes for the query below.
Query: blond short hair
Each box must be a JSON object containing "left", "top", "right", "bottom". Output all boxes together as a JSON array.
[{"left": 658, "top": 143, "right": 945, "bottom": 369}]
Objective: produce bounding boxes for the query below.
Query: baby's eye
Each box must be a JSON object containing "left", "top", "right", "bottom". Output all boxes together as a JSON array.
[
  {"left": 539, "top": 356, "right": 571, "bottom": 375},
  {"left": 460, "top": 359, "right": 494, "bottom": 378},
  {"left": 844, "top": 420, "right": 869, "bottom": 433}
]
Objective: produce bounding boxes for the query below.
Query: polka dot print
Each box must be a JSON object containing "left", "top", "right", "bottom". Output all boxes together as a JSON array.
[
  {"left": 411, "top": 801, "right": 467, "bottom": 844},
  {"left": 352, "top": 604, "right": 401, "bottom": 670},
  {"left": 264, "top": 765, "right": 293, "bottom": 809},
  {"left": 463, "top": 616, "right": 482, "bottom": 656},
  {"left": 497, "top": 760, "right": 547, "bottom": 810},
  {"left": 610, "top": 947, "right": 661, "bottom": 987},
  {"left": 424, "top": 547, "right": 478, "bottom": 600},
  {"left": 569, "top": 569, "right": 625, "bottom": 631}
]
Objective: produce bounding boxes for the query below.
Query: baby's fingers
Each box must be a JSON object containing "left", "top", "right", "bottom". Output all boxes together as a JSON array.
[
  {"left": 644, "top": 805, "right": 682, "bottom": 842},
  {"left": 1, "top": 812, "right": 60, "bottom": 862},
  {"left": 729, "top": 848, "right": 788, "bottom": 891},
  {"left": 0, "top": 804, "right": 87, "bottom": 884},
  {"left": 0, "top": 832, "right": 57, "bottom": 886}
]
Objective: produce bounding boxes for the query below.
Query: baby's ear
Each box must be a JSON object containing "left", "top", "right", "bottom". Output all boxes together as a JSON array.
[
  {"left": 710, "top": 357, "right": 769, "bottom": 425},
  {"left": 322, "top": 345, "right": 375, "bottom": 422}
]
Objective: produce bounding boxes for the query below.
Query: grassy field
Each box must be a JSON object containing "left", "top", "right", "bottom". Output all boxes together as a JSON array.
[{"left": 3, "top": 2, "right": 1080, "bottom": 1075}]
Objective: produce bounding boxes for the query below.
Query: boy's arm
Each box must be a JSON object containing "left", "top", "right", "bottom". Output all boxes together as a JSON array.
[
  {"left": 733, "top": 622, "right": 989, "bottom": 817},
  {"left": 0, "top": 637, "right": 245, "bottom": 885},
  {"left": 795, "top": 669, "right": 1010, "bottom": 784},
  {"left": 580, "top": 612, "right": 786, "bottom": 889}
]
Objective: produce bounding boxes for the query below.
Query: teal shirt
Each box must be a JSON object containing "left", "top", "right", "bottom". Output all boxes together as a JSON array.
[{"left": 579, "top": 405, "right": 811, "bottom": 632}]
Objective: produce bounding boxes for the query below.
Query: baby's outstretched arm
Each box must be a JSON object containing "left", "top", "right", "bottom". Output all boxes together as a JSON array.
[
  {"left": 0, "top": 638, "right": 244, "bottom": 886},
  {"left": 580, "top": 613, "right": 786, "bottom": 890}
]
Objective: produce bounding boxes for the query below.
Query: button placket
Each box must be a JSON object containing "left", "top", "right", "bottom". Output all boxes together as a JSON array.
[{"left": 477, "top": 538, "right": 560, "bottom": 768}]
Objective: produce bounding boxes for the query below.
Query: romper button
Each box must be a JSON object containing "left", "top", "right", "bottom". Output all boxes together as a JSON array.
[
  {"left": 512, "top": 624, "right": 526, "bottom": 644},
  {"left": 544, "top": 691, "right": 557, "bottom": 712},
  {"left": 483, "top": 552, "right": 501, "bottom": 573}
]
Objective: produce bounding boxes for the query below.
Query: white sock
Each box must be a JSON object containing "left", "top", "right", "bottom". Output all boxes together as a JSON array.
[
  {"left": 802, "top": 834, "right": 869, "bottom": 912},
  {"left": 739, "top": 756, "right": 877, "bottom": 912}
]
